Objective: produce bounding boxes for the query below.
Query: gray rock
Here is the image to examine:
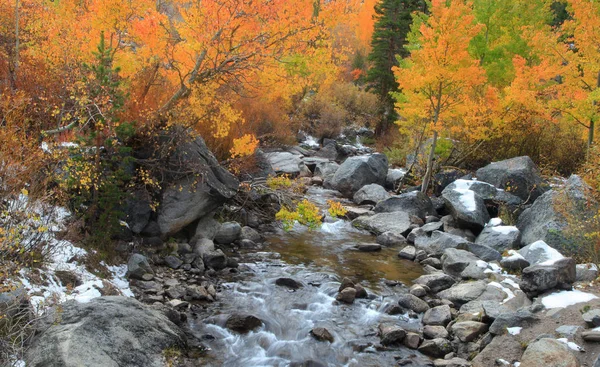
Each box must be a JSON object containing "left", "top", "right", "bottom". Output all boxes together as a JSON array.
[
  {"left": 518, "top": 240, "right": 565, "bottom": 265},
  {"left": 415, "top": 231, "right": 471, "bottom": 256},
  {"left": 471, "top": 334, "right": 523, "bottom": 367},
  {"left": 386, "top": 169, "right": 406, "bottom": 190},
  {"left": 330, "top": 154, "right": 388, "bottom": 197},
  {"left": 414, "top": 273, "right": 456, "bottom": 293},
  {"left": 441, "top": 248, "right": 482, "bottom": 278},
  {"left": 193, "top": 238, "right": 215, "bottom": 257},
  {"left": 555, "top": 325, "right": 581, "bottom": 339},
  {"left": 410, "top": 284, "right": 427, "bottom": 298},
  {"left": 336, "top": 288, "right": 357, "bottom": 304},
  {"left": 127, "top": 254, "right": 153, "bottom": 280},
  {"left": 376, "top": 231, "right": 407, "bottom": 247},
  {"left": 576, "top": 263, "right": 598, "bottom": 282},
  {"left": 164, "top": 255, "right": 183, "bottom": 270},
  {"left": 422, "top": 221, "right": 445, "bottom": 233},
  {"left": 450, "top": 321, "right": 488, "bottom": 342},
  {"left": 355, "top": 243, "right": 382, "bottom": 252},
  {"left": 240, "top": 226, "right": 261, "bottom": 242},
  {"left": 442, "top": 184, "right": 490, "bottom": 231},
  {"left": 489, "top": 309, "right": 538, "bottom": 335},
  {"left": 404, "top": 332, "right": 421, "bottom": 349},
  {"left": 374, "top": 191, "right": 435, "bottom": 219},
  {"left": 378, "top": 324, "right": 406, "bottom": 345},
  {"left": 315, "top": 142, "right": 338, "bottom": 160},
  {"left": 275, "top": 278, "right": 303, "bottom": 290},
  {"left": 423, "top": 305, "right": 452, "bottom": 326},
  {"left": 214, "top": 222, "right": 242, "bottom": 244},
  {"left": 310, "top": 327, "right": 334, "bottom": 343},
  {"left": 424, "top": 325, "right": 449, "bottom": 339},
  {"left": 500, "top": 252, "right": 530, "bottom": 271},
  {"left": 315, "top": 161, "right": 339, "bottom": 187},
  {"left": 264, "top": 151, "right": 303, "bottom": 175},
  {"left": 519, "top": 338, "right": 578, "bottom": 367},
  {"left": 157, "top": 135, "right": 238, "bottom": 236},
  {"left": 352, "top": 212, "right": 412, "bottom": 236},
  {"left": 399, "top": 246, "right": 417, "bottom": 260},
  {"left": 418, "top": 338, "right": 453, "bottom": 358},
  {"left": 519, "top": 257, "right": 576, "bottom": 296},
  {"left": 124, "top": 191, "right": 152, "bottom": 234},
  {"left": 437, "top": 281, "right": 487, "bottom": 305},
  {"left": 355, "top": 284, "right": 368, "bottom": 299},
  {"left": 582, "top": 330, "right": 600, "bottom": 342},
  {"left": 25, "top": 297, "right": 186, "bottom": 367},
  {"left": 433, "top": 358, "right": 471, "bottom": 367},
  {"left": 194, "top": 214, "right": 221, "bottom": 240},
  {"left": 338, "top": 277, "right": 355, "bottom": 292},
  {"left": 225, "top": 314, "right": 263, "bottom": 333},
  {"left": 421, "top": 257, "right": 442, "bottom": 269},
  {"left": 476, "top": 156, "right": 544, "bottom": 201},
  {"left": 398, "top": 294, "right": 430, "bottom": 313},
  {"left": 582, "top": 309, "right": 600, "bottom": 325},
  {"left": 475, "top": 225, "right": 520, "bottom": 253},
  {"left": 457, "top": 242, "right": 501, "bottom": 262},
  {"left": 203, "top": 249, "right": 228, "bottom": 270},
  {"left": 187, "top": 285, "right": 213, "bottom": 301},
  {"left": 353, "top": 184, "right": 390, "bottom": 205}
]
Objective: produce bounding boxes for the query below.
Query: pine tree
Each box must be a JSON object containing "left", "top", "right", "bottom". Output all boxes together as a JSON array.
[{"left": 366, "top": 0, "right": 425, "bottom": 134}]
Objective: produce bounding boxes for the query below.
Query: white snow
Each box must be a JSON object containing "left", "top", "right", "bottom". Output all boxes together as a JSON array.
[
  {"left": 507, "top": 326, "right": 522, "bottom": 335},
  {"left": 492, "top": 226, "right": 519, "bottom": 235},
  {"left": 541, "top": 290, "right": 598, "bottom": 309},
  {"left": 526, "top": 240, "right": 564, "bottom": 265},
  {"left": 557, "top": 338, "right": 585, "bottom": 352},
  {"left": 488, "top": 217, "right": 503, "bottom": 227},
  {"left": 489, "top": 281, "right": 516, "bottom": 303},
  {"left": 484, "top": 262, "right": 503, "bottom": 274},
  {"left": 476, "top": 260, "right": 489, "bottom": 268},
  {"left": 454, "top": 188, "right": 477, "bottom": 211},
  {"left": 502, "top": 278, "right": 521, "bottom": 290}
]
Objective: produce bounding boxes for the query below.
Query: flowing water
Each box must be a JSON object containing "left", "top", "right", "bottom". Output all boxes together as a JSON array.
[{"left": 191, "top": 187, "right": 427, "bottom": 367}]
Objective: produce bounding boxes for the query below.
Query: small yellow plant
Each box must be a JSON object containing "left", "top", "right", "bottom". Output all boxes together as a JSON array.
[
  {"left": 267, "top": 175, "right": 293, "bottom": 190},
  {"left": 276, "top": 199, "right": 322, "bottom": 230},
  {"left": 327, "top": 200, "right": 347, "bottom": 218}
]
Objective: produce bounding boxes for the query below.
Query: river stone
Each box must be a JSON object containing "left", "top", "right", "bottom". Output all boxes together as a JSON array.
[
  {"left": 25, "top": 297, "right": 186, "bottom": 367},
  {"left": 415, "top": 231, "right": 471, "bottom": 256},
  {"left": 414, "top": 273, "right": 456, "bottom": 293},
  {"left": 451, "top": 321, "right": 488, "bottom": 342},
  {"left": 520, "top": 257, "right": 576, "bottom": 296},
  {"left": 423, "top": 305, "right": 452, "bottom": 326},
  {"left": 373, "top": 191, "right": 435, "bottom": 218},
  {"left": 399, "top": 246, "right": 417, "bottom": 260},
  {"left": 127, "top": 254, "right": 153, "bottom": 280},
  {"left": 376, "top": 231, "right": 407, "bottom": 247},
  {"left": 520, "top": 338, "right": 578, "bottom": 367},
  {"left": 418, "top": 338, "right": 453, "bottom": 358},
  {"left": 410, "top": 284, "right": 427, "bottom": 298},
  {"left": 214, "top": 222, "right": 242, "bottom": 244},
  {"left": 310, "top": 327, "right": 334, "bottom": 343},
  {"left": 422, "top": 221, "right": 445, "bottom": 234},
  {"left": 433, "top": 358, "right": 471, "bottom": 367},
  {"left": 355, "top": 243, "right": 382, "bottom": 252},
  {"left": 240, "top": 226, "right": 261, "bottom": 242},
  {"left": 275, "top": 278, "right": 303, "bottom": 290},
  {"left": 442, "top": 184, "right": 490, "bottom": 231},
  {"left": 471, "top": 334, "right": 523, "bottom": 367},
  {"left": 338, "top": 277, "right": 355, "bottom": 292},
  {"left": 518, "top": 240, "right": 565, "bottom": 265},
  {"left": 355, "top": 284, "right": 368, "bottom": 298},
  {"left": 226, "top": 314, "right": 263, "bottom": 333},
  {"left": 330, "top": 154, "right": 388, "bottom": 197},
  {"left": 194, "top": 214, "right": 220, "bottom": 240},
  {"left": 404, "top": 332, "right": 421, "bottom": 349},
  {"left": 475, "top": 225, "right": 520, "bottom": 252},
  {"left": 378, "top": 324, "right": 406, "bottom": 345},
  {"left": 398, "top": 293, "right": 430, "bottom": 313},
  {"left": 576, "top": 263, "right": 599, "bottom": 282},
  {"left": 336, "top": 288, "right": 357, "bottom": 304},
  {"left": 424, "top": 325, "right": 449, "bottom": 339},
  {"left": 164, "top": 255, "right": 183, "bottom": 270},
  {"left": 157, "top": 135, "right": 238, "bottom": 236},
  {"left": 476, "top": 156, "right": 544, "bottom": 201},
  {"left": 352, "top": 212, "right": 412, "bottom": 236},
  {"left": 436, "top": 281, "right": 487, "bottom": 305},
  {"left": 353, "top": 183, "right": 390, "bottom": 205},
  {"left": 203, "top": 249, "right": 228, "bottom": 270},
  {"left": 421, "top": 257, "right": 442, "bottom": 269}
]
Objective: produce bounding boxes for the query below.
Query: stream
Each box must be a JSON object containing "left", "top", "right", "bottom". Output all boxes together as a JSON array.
[{"left": 191, "top": 187, "right": 429, "bottom": 367}]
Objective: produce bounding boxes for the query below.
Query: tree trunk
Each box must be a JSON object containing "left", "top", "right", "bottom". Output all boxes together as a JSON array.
[
  {"left": 421, "top": 130, "right": 438, "bottom": 193},
  {"left": 10, "top": 0, "right": 19, "bottom": 90}
]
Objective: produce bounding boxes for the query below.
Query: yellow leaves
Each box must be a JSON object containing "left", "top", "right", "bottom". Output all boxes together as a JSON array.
[
  {"left": 230, "top": 134, "right": 259, "bottom": 159},
  {"left": 327, "top": 200, "right": 347, "bottom": 218},
  {"left": 266, "top": 175, "right": 293, "bottom": 190},
  {"left": 276, "top": 199, "right": 322, "bottom": 231}
]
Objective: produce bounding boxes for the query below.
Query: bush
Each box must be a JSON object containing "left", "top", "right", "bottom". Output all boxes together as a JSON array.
[{"left": 0, "top": 292, "right": 37, "bottom": 367}]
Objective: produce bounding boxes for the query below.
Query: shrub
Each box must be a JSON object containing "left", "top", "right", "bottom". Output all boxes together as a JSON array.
[
  {"left": 276, "top": 199, "right": 322, "bottom": 230},
  {"left": 327, "top": 200, "right": 347, "bottom": 218},
  {"left": 0, "top": 293, "right": 38, "bottom": 367}
]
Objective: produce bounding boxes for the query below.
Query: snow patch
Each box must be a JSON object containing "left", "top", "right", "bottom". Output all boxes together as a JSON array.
[
  {"left": 454, "top": 188, "right": 477, "bottom": 211},
  {"left": 488, "top": 217, "right": 503, "bottom": 227},
  {"left": 489, "top": 281, "right": 516, "bottom": 304},
  {"left": 507, "top": 327, "right": 522, "bottom": 335},
  {"left": 557, "top": 338, "right": 585, "bottom": 352},
  {"left": 492, "top": 226, "right": 518, "bottom": 235},
  {"left": 542, "top": 290, "right": 598, "bottom": 309}
]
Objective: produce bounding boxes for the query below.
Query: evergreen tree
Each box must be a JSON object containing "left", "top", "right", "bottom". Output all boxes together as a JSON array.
[{"left": 366, "top": 0, "right": 425, "bottom": 134}]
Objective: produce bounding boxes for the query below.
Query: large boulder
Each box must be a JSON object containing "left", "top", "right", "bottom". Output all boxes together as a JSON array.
[
  {"left": 475, "top": 225, "right": 521, "bottom": 252},
  {"left": 517, "top": 175, "right": 596, "bottom": 248},
  {"left": 519, "top": 338, "right": 579, "bottom": 367},
  {"left": 442, "top": 182, "right": 490, "bottom": 231},
  {"left": 436, "top": 280, "right": 487, "bottom": 305},
  {"left": 124, "top": 191, "right": 153, "bottom": 234},
  {"left": 352, "top": 212, "right": 412, "bottom": 236},
  {"left": 441, "top": 248, "right": 486, "bottom": 279},
  {"left": 264, "top": 151, "right": 304, "bottom": 175},
  {"left": 315, "top": 161, "right": 340, "bottom": 188},
  {"left": 386, "top": 168, "right": 406, "bottom": 190},
  {"left": 518, "top": 240, "right": 565, "bottom": 265},
  {"left": 330, "top": 154, "right": 388, "bottom": 197},
  {"left": 126, "top": 253, "right": 153, "bottom": 280},
  {"left": 415, "top": 231, "right": 471, "bottom": 256},
  {"left": 157, "top": 136, "right": 239, "bottom": 236},
  {"left": 353, "top": 184, "right": 390, "bottom": 205},
  {"left": 519, "top": 257, "right": 576, "bottom": 296},
  {"left": 213, "top": 222, "right": 242, "bottom": 244},
  {"left": 475, "top": 156, "right": 544, "bottom": 201},
  {"left": 25, "top": 297, "right": 187, "bottom": 367},
  {"left": 374, "top": 191, "right": 435, "bottom": 218}
]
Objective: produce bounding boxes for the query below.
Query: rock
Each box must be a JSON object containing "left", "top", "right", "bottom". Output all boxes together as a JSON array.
[
  {"left": 203, "top": 249, "right": 228, "bottom": 270},
  {"left": 442, "top": 183, "right": 490, "bottom": 231},
  {"left": 555, "top": 325, "right": 581, "bottom": 339},
  {"left": 437, "top": 281, "right": 487, "bottom": 306},
  {"left": 415, "top": 231, "right": 471, "bottom": 256},
  {"left": 378, "top": 323, "right": 407, "bottom": 345},
  {"left": 355, "top": 284, "right": 368, "bottom": 298},
  {"left": 423, "top": 305, "right": 452, "bottom": 326},
  {"left": 489, "top": 309, "right": 538, "bottom": 335},
  {"left": 582, "top": 330, "right": 600, "bottom": 342},
  {"left": 519, "top": 338, "right": 578, "bottom": 367},
  {"left": 376, "top": 231, "right": 407, "bottom": 247},
  {"left": 193, "top": 238, "right": 215, "bottom": 256},
  {"left": 433, "top": 168, "right": 468, "bottom": 196},
  {"left": 164, "top": 255, "right": 183, "bottom": 270},
  {"left": 353, "top": 184, "right": 390, "bottom": 205},
  {"left": 450, "top": 321, "right": 488, "bottom": 342},
  {"left": 475, "top": 225, "right": 521, "bottom": 253},
  {"left": 433, "top": 358, "right": 471, "bottom": 367},
  {"left": 414, "top": 273, "right": 457, "bottom": 293},
  {"left": 500, "top": 251, "right": 530, "bottom": 271},
  {"left": 518, "top": 240, "right": 565, "bottom": 265},
  {"left": 310, "top": 327, "right": 334, "bottom": 343},
  {"left": 289, "top": 361, "right": 327, "bottom": 367},
  {"left": 457, "top": 242, "right": 501, "bottom": 262},
  {"left": 187, "top": 285, "right": 213, "bottom": 301},
  {"left": 214, "top": 222, "right": 242, "bottom": 244},
  {"left": 225, "top": 314, "right": 263, "bottom": 333},
  {"left": 315, "top": 161, "right": 339, "bottom": 186},
  {"left": 339, "top": 277, "right": 355, "bottom": 292},
  {"left": 418, "top": 338, "right": 454, "bottom": 358},
  {"left": 352, "top": 212, "right": 412, "bottom": 236},
  {"left": 399, "top": 246, "right": 417, "bottom": 260},
  {"left": 330, "top": 154, "right": 388, "bottom": 197},
  {"left": 315, "top": 142, "right": 339, "bottom": 160},
  {"left": 239, "top": 226, "right": 261, "bottom": 242},
  {"left": 386, "top": 169, "right": 406, "bottom": 190},
  {"left": 519, "top": 257, "right": 576, "bottom": 296},
  {"left": 576, "top": 263, "right": 598, "bottom": 282},
  {"left": 336, "top": 288, "right": 357, "bottom": 304},
  {"left": 25, "top": 297, "right": 186, "bottom": 367},
  {"left": 410, "top": 284, "right": 427, "bottom": 298},
  {"left": 476, "top": 156, "right": 544, "bottom": 201},
  {"left": 424, "top": 325, "right": 449, "bottom": 339},
  {"left": 302, "top": 157, "right": 330, "bottom": 172},
  {"left": 124, "top": 190, "right": 152, "bottom": 234},
  {"left": 517, "top": 174, "right": 596, "bottom": 248},
  {"left": 582, "top": 309, "right": 600, "bottom": 325},
  {"left": 355, "top": 243, "right": 382, "bottom": 252},
  {"left": 374, "top": 191, "right": 435, "bottom": 219},
  {"left": 194, "top": 214, "right": 220, "bottom": 240},
  {"left": 404, "top": 332, "right": 421, "bottom": 349},
  {"left": 471, "top": 334, "right": 523, "bottom": 367},
  {"left": 127, "top": 254, "right": 153, "bottom": 280},
  {"left": 156, "top": 135, "right": 238, "bottom": 236},
  {"left": 421, "top": 257, "right": 442, "bottom": 269},
  {"left": 264, "top": 151, "right": 304, "bottom": 175},
  {"left": 275, "top": 278, "right": 303, "bottom": 290},
  {"left": 441, "top": 248, "right": 482, "bottom": 278},
  {"left": 398, "top": 294, "right": 430, "bottom": 313},
  {"left": 422, "top": 221, "right": 445, "bottom": 233}
]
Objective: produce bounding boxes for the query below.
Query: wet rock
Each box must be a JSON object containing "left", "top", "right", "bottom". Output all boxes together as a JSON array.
[
  {"left": 127, "top": 254, "right": 154, "bottom": 280},
  {"left": 315, "top": 161, "right": 339, "bottom": 186},
  {"left": 338, "top": 277, "right": 355, "bottom": 292},
  {"left": 450, "top": 321, "right": 488, "bottom": 342},
  {"left": 378, "top": 324, "right": 406, "bottom": 345},
  {"left": 576, "top": 263, "right": 598, "bottom": 282},
  {"left": 457, "top": 242, "right": 501, "bottom": 262},
  {"left": 414, "top": 273, "right": 456, "bottom": 293},
  {"left": 475, "top": 226, "right": 520, "bottom": 253},
  {"left": 520, "top": 257, "right": 576, "bottom": 296},
  {"left": 423, "top": 305, "right": 452, "bottom": 326},
  {"left": 214, "top": 222, "right": 242, "bottom": 244},
  {"left": 476, "top": 156, "right": 544, "bottom": 201},
  {"left": 520, "top": 338, "right": 578, "bottom": 367},
  {"left": 415, "top": 249, "right": 428, "bottom": 262},
  {"left": 354, "top": 284, "right": 368, "bottom": 298},
  {"left": 433, "top": 358, "right": 471, "bottom": 367},
  {"left": 240, "top": 226, "right": 261, "bottom": 242},
  {"left": 424, "top": 325, "right": 449, "bottom": 339},
  {"left": 289, "top": 361, "right": 327, "bottom": 367},
  {"left": 436, "top": 281, "right": 487, "bottom": 306},
  {"left": 442, "top": 183, "right": 490, "bottom": 231},
  {"left": 186, "top": 285, "right": 213, "bottom": 301},
  {"left": 374, "top": 191, "right": 435, "bottom": 219},
  {"left": 336, "top": 288, "right": 357, "bottom": 304},
  {"left": 352, "top": 212, "right": 412, "bottom": 236},
  {"left": 410, "top": 284, "right": 427, "bottom": 298},
  {"left": 164, "top": 255, "right": 183, "bottom": 270},
  {"left": 225, "top": 314, "right": 263, "bottom": 333},
  {"left": 355, "top": 243, "right": 382, "bottom": 252},
  {"left": 310, "top": 327, "right": 334, "bottom": 343},
  {"left": 330, "top": 154, "right": 388, "bottom": 197},
  {"left": 418, "top": 338, "right": 454, "bottom": 358},
  {"left": 353, "top": 183, "right": 391, "bottom": 205},
  {"left": 376, "top": 231, "right": 408, "bottom": 247},
  {"left": 275, "top": 278, "right": 303, "bottom": 290},
  {"left": 404, "top": 332, "right": 421, "bottom": 349},
  {"left": 399, "top": 246, "right": 417, "bottom": 260},
  {"left": 398, "top": 294, "right": 430, "bottom": 313}
]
